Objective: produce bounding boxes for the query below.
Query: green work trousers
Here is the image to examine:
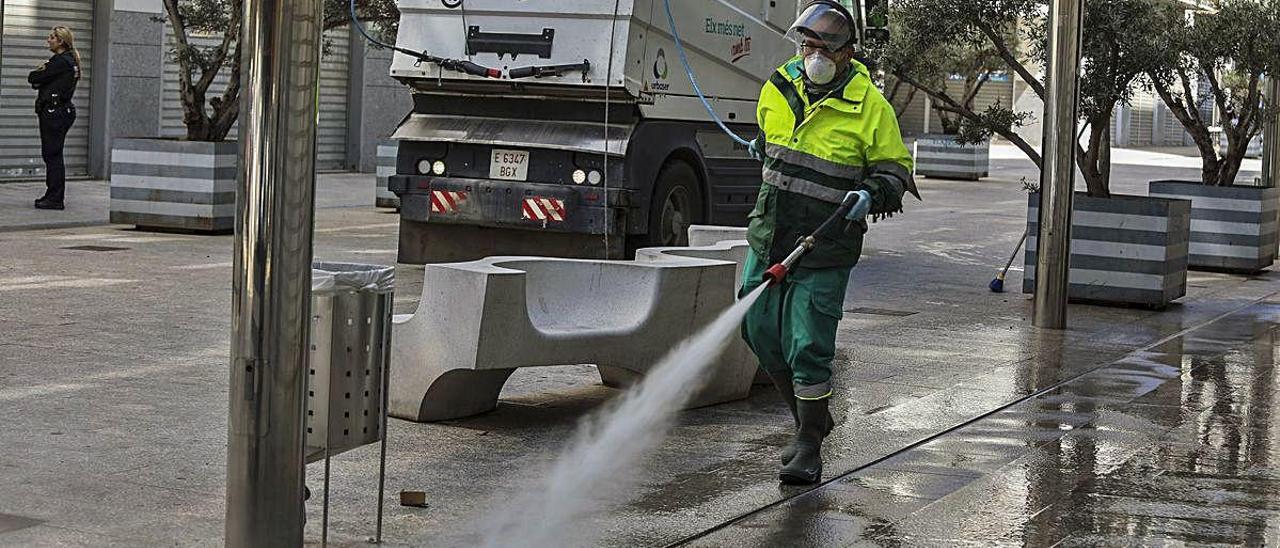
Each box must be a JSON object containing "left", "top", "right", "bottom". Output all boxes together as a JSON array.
[{"left": 740, "top": 250, "right": 851, "bottom": 400}]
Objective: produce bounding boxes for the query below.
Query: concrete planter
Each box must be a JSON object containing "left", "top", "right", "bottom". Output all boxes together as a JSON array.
[
  {"left": 375, "top": 140, "right": 399, "bottom": 209},
  {"left": 1024, "top": 192, "right": 1191, "bottom": 308},
  {"left": 913, "top": 135, "right": 989, "bottom": 180},
  {"left": 109, "top": 138, "right": 238, "bottom": 233},
  {"left": 1149, "top": 180, "right": 1278, "bottom": 273}
]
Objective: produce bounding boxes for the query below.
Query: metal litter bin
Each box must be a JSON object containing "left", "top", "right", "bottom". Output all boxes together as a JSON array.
[{"left": 305, "top": 261, "right": 394, "bottom": 545}]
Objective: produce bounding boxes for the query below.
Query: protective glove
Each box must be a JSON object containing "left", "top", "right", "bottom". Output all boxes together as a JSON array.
[
  {"left": 747, "top": 138, "right": 765, "bottom": 162},
  {"left": 844, "top": 190, "right": 872, "bottom": 221}
]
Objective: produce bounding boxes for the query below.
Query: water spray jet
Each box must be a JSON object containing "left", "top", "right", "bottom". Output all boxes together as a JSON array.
[{"left": 482, "top": 192, "right": 870, "bottom": 547}]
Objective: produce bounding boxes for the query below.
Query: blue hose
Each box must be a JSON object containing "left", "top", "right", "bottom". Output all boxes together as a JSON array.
[
  {"left": 351, "top": 0, "right": 394, "bottom": 51},
  {"left": 350, "top": 0, "right": 441, "bottom": 63},
  {"left": 662, "top": 0, "right": 753, "bottom": 148}
]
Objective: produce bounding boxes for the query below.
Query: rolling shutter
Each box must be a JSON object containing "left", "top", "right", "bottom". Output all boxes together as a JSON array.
[
  {"left": 0, "top": 0, "right": 94, "bottom": 178},
  {"left": 161, "top": 26, "right": 350, "bottom": 170}
]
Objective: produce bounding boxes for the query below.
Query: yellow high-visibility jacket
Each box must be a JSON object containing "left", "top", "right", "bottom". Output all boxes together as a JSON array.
[{"left": 747, "top": 57, "right": 916, "bottom": 268}]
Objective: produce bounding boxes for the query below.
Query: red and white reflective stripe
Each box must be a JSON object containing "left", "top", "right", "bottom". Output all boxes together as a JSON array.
[
  {"left": 429, "top": 190, "right": 468, "bottom": 214},
  {"left": 521, "top": 197, "right": 566, "bottom": 222}
]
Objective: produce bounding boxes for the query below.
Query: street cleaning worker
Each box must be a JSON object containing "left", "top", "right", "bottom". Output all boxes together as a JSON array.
[{"left": 741, "top": 0, "right": 918, "bottom": 485}]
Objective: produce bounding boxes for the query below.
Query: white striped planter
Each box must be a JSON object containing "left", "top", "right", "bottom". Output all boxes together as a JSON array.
[
  {"left": 913, "top": 135, "right": 989, "bottom": 181},
  {"left": 376, "top": 140, "right": 399, "bottom": 209},
  {"left": 109, "top": 139, "right": 238, "bottom": 233},
  {"left": 1024, "top": 193, "right": 1191, "bottom": 308},
  {"left": 1149, "top": 180, "right": 1278, "bottom": 273}
]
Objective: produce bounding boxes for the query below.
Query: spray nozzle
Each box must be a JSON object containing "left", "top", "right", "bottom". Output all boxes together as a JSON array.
[
  {"left": 762, "top": 236, "right": 816, "bottom": 287},
  {"left": 763, "top": 263, "right": 789, "bottom": 286}
]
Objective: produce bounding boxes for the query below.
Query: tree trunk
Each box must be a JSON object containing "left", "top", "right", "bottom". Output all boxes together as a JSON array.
[
  {"left": 182, "top": 90, "right": 212, "bottom": 141},
  {"left": 1217, "top": 129, "right": 1251, "bottom": 187},
  {"left": 1218, "top": 154, "right": 1244, "bottom": 187},
  {"left": 165, "top": 0, "right": 241, "bottom": 142},
  {"left": 936, "top": 108, "right": 961, "bottom": 134},
  {"left": 208, "top": 41, "right": 242, "bottom": 142},
  {"left": 893, "top": 70, "right": 1042, "bottom": 170},
  {"left": 1099, "top": 127, "right": 1111, "bottom": 195},
  {"left": 896, "top": 86, "right": 918, "bottom": 121},
  {"left": 1077, "top": 114, "right": 1112, "bottom": 198},
  {"left": 1150, "top": 74, "right": 1224, "bottom": 186},
  {"left": 975, "top": 20, "right": 1045, "bottom": 100}
]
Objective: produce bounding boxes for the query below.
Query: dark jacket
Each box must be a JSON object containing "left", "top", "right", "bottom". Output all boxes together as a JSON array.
[{"left": 28, "top": 51, "right": 79, "bottom": 112}]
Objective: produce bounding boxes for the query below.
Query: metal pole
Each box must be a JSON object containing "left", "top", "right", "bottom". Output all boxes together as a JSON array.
[
  {"left": 375, "top": 296, "right": 392, "bottom": 544},
  {"left": 1033, "top": 0, "right": 1084, "bottom": 329},
  {"left": 322, "top": 452, "right": 331, "bottom": 546},
  {"left": 225, "top": 0, "right": 323, "bottom": 540},
  {"left": 1264, "top": 76, "right": 1280, "bottom": 188}
]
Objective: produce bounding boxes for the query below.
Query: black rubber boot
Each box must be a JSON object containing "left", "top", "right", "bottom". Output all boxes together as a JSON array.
[
  {"left": 765, "top": 370, "right": 800, "bottom": 464},
  {"left": 779, "top": 398, "right": 830, "bottom": 485}
]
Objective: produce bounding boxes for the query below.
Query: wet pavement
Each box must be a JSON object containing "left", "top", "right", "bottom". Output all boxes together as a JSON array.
[
  {"left": 684, "top": 304, "right": 1280, "bottom": 547},
  {"left": 4, "top": 148, "right": 1280, "bottom": 546}
]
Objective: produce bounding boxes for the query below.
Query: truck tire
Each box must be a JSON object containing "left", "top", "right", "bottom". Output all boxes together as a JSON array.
[{"left": 641, "top": 161, "right": 704, "bottom": 249}]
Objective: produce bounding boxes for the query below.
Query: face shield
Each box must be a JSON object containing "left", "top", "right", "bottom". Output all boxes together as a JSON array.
[{"left": 786, "top": 3, "right": 854, "bottom": 53}]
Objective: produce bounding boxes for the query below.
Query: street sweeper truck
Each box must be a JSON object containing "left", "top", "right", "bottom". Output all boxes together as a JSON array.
[{"left": 380, "top": 0, "right": 885, "bottom": 262}]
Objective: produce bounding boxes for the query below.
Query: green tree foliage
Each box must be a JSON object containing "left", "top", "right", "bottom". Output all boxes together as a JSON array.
[
  {"left": 884, "top": 0, "right": 1169, "bottom": 197},
  {"left": 1074, "top": 0, "right": 1171, "bottom": 197},
  {"left": 882, "top": 0, "right": 1040, "bottom": 165},
  {"left": 885, "top": 0, "right": 1028, "bottom": 137},
  {"left": 1144, "top": 0, "right": 1280, "bottom": 186},
  {"left": 163, "top": 0, "right": 398, "bottom": 141}
]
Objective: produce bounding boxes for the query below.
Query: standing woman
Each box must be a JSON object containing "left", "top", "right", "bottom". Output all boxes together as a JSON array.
[{"left": 28, "top": 26, "right": 81, "bottom": 210}]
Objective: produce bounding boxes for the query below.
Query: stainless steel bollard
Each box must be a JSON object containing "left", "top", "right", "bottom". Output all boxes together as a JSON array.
[{"left": 1033, "top": 0, "right": 1085, "bottom": 329}]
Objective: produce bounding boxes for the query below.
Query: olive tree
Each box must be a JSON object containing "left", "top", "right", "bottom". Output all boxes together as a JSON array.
[
  {"left": 163, "top": 0, "right": 399, "bottom": 141},
  {"left": 1144, "top": 0, "right": 1280, "bottom": 186},
  {"left": 883, "top": 0, "right": 1040, "bottom": 163},
  {"left": 1073, "top": 0, "right": 1171, "bottom": 197},
  {"left": 884, "top": 0, "right": 1169, "bottom": 197}
]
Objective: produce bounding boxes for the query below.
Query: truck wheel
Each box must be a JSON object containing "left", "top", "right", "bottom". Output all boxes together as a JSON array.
[{"left": 644, "top": 161, "right": 704, "bottom": 248}]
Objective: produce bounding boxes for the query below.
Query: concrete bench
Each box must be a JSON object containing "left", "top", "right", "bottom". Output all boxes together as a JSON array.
[
  {"left": 389, "top": 241, "right": 757, "bottom": 422},
  {"left": 687, "top": 224, "right": 748, "bottom": 247},
  {"left": 670, "top": 225, "right": 770, "bottom": 385}
]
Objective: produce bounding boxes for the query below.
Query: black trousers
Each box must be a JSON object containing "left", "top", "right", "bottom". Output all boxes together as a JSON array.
[{"left": 38, "top": 104, "right": 76, "bottom": 203}]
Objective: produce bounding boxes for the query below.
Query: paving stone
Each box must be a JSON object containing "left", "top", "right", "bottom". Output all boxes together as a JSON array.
[{"left": 6, "top": 156, "right": 1280, "bottom": 546}]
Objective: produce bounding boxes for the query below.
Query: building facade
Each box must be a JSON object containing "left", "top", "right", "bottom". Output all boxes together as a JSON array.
[
  {"left": 0, "top": 0, "right": 409, "bottom": 181},
  {"left": 892, "top": 0, "right": 1216, "bottom": 147},
  {"left": 890, "top": 72, "right": 1201, "bottom": 149}
]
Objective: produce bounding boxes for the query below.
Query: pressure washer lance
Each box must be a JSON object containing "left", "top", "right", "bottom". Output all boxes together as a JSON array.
[
  {"left": 763, "top": 192, "right": 863, "bottom": 286},
  {"left": 989, "top": 230, "right": 1029, "bottom": 293}
]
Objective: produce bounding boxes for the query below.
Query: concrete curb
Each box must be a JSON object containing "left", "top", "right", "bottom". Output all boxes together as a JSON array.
[{"left": 0, "top": 219, "right": 112, "bottom": 233}]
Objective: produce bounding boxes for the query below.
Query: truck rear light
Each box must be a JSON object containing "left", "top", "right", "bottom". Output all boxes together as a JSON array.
[
  {"left": 416, "top": 159, "right": 447, "bottom": 175},
  {"left": 572, "top": 169, "right": 587, "bottom": 185},
  {"left": 587, "top": 170, "right": 602, "bottom": 185}
]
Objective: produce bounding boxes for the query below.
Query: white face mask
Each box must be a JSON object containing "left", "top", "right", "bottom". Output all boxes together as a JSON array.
[{"left": 803, "top": 52, "right": 838, "bottom": 86}]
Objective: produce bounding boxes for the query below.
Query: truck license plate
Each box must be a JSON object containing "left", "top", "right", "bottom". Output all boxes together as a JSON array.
[{"left": 490, "top": 149, "right": 530, "bottom": 181}]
